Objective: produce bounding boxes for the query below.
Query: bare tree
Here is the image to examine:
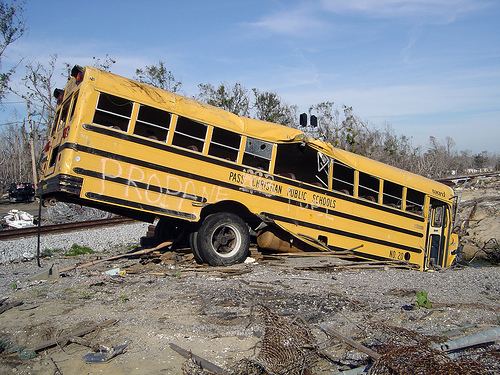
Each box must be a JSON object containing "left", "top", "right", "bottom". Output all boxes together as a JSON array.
[
  {"left": 308, "top": 101, "right": 340, "bottom": 143},
  {"left": 92, "top": 54, "right": 116, "bottom": 72}
]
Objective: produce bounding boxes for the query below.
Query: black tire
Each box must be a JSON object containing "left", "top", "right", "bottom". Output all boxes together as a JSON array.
[
  {"left": 155, "top": 218, "right": 187, "bottom": 245},
  {"left": 195, "top": 212, "right": 250, "bottom": 266}
]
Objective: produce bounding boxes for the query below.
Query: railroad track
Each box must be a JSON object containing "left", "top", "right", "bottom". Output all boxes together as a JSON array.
[{"left": 0, "top": 217, "right": 136, "bottom": 241}]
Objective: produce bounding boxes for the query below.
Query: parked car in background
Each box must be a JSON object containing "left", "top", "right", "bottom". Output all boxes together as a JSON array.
[{"left": 8, "top": 183, "right": 35, "bottom": 203}]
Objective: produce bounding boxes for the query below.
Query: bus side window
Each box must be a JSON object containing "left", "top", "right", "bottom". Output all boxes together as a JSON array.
[
  {"left": 208, "top": 127, "right": 241, "bottom": 161},
  {"left": 92, "top": 92, "right": 133, "bottom": 131},
  {"left": 274, "top": 143, "right": 329, "bottom": 187},
  {"left": 51, "top": 109, "right": 60, "bottom": 136},
  {"left": 332, "top": 161, "right": 354, "bottom": 195},
  {"left": 242, "top": 137, "right": 273, "bottom": 171},
  {"left": 358, "top": 172, "right": 379, "bottom": 203},
  {"left": 383, "top": 180, "right": 403, "bottom": 208},
  {"left": 68, "top": 93, "right": 79, "bottom": 122},
  {"left": 133, "top": 105, "right": 171, "bottom": 142},
  {"left": 172, "top": 116, "right": 207, "bottom": 152},
  {"left": 406, "top": 188, "right": 425, "bottom": 216},
  {"left": 57, "top": 99, "right": 71, "bottom": 131}
]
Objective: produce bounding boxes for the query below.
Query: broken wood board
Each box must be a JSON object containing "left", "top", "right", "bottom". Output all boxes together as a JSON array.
[
  {"left": 59, "top": 241, "right": 173, "bottom": 274},
  {"left": 17, "top": 319, "right": 117, "bottom": 354},
  {"left": 169, "top": 343, "right": 231, "bottom": 375}
]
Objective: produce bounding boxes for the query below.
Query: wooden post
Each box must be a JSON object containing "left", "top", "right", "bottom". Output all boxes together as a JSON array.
[{"left": 25, "top": 97, "right": 38, "bottom": 189}]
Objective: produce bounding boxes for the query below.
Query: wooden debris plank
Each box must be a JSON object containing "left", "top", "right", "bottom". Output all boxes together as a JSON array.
[
  {"left": 59, "top": 241, "right": 173, "bottom": 273},
  {"left": 268, "top": 251, "right": 356, "bottom": 257},
  {"left": 169, "top": 343, "right": 231, "bottom": 375},
  {"left": 26, "top": 319, "right": 117, "bottom": 353},
  {"left": 320, "top": 324, "right": 381, "bottom": 360},
  {"left": 295, "top": 260, "right": 415, "bottom": 271},
  {"left": 0, "top": 301, "right": 23, "bottom": 315}
]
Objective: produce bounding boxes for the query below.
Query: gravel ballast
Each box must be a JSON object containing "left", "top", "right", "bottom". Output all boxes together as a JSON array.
[{"left": 0, "top": 222, "right": 150, "bottom": 264}]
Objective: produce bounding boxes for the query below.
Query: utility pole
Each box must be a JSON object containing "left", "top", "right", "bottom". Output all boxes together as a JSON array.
[{"left": 25, "top": 97, "right": 38, "bottom": 189}]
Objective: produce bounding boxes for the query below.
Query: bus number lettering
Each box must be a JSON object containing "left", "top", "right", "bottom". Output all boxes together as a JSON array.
[{"left": 389, "top": 250, "right": 404, "bottom": 260}]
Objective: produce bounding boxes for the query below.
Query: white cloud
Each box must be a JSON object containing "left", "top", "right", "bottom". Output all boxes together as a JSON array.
[
  {"left": 243, "top": 6, "right": 329, "bottom": 36},
  {"left": 320, "top": 0, "right": 491, "bottom": 22}
]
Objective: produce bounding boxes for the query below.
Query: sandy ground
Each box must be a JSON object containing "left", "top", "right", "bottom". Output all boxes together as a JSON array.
[
  {"left": 0, "top": 177, "right": 499, "bottom": 374},
  {"left": 1, "top": 247, "right": 499, "bottom": 375}
]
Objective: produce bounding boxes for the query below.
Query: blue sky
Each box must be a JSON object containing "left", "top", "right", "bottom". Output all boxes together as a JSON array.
[{"left": 2, "top": 0, "right": 499, "bottom": 154}]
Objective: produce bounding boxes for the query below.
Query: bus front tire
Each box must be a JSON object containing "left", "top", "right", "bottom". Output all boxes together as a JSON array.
[{"left": 195, "top": 212, "right": 250, "bottom": 266}]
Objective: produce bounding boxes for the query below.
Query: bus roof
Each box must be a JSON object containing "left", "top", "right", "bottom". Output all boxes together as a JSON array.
[{"left": 84, "top": 66, "right": 454, "bottom": 201}]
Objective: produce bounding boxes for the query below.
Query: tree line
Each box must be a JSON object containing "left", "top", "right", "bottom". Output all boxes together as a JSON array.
[{"left": 0, "top": 1, "right": 498, "bottom": 193}]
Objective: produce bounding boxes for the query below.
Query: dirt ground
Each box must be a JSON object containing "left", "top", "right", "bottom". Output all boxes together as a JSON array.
[{"left": 0, "top": 176, "right": 499, "bottom": 375}]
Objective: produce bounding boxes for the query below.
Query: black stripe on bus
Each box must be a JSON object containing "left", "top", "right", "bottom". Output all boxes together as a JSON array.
[
  {"left": 74, "top": 167, "right": 207, "bottom": 203},
  {"left": 83, "top": 123, "right": 425, "bottom": 222},
  {"left": 62, "top": 141, "right": 424, "bottom": 238},
  {"left": 85, "top": 192, "right": 196, "bottom": 220},
  {"left": 263, "top": 212, "right": 422, "bottom": 254}
]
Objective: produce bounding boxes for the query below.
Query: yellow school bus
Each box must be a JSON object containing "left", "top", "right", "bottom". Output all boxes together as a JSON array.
[{"left": 38, "top": 65, "right": 459, "bottom": 269}]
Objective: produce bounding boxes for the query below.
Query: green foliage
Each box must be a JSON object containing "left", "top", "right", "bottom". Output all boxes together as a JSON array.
[
  {"left": 252, "top": 88, "right": 297, "bottom": 126},
  {"left": 416, "top": 290, "right": 430, "bottom": 309},
  {"left": 0, "top": 0, "right": 26, "bottom": 101},
  {"left": 135, "top": 60, "right": 182, "bottom": 92},
  {"left": 120, "top": 295, "right": 129, "bottom": 303},
  {"left": 65, "top": 243, "right": 94, "bottom": 256},
  {"left": 197, "top": 82, "right": 250, "bottom": 116}
]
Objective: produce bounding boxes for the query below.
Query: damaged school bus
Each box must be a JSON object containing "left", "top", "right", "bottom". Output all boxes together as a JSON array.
[{"left": 38, "top": 65, "right": 459, "bottom": 270}]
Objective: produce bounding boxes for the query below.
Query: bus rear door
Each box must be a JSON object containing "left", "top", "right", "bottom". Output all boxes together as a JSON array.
[{"left": 425, "top": 202, "right": 449, "bottom": 268}]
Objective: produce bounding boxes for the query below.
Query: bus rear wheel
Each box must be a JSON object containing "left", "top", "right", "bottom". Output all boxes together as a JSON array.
[{"left": 195, "top": 212, "right": 250, "bottom": 266}]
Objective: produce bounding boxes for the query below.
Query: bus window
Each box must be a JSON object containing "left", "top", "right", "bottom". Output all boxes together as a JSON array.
[
  {"left": 208, "top": 127, "right": 241, "bottom": 161},
  {"left": 92, "top": 93, "right": 133, "bottom": 131},
  {"left": 406, "top": 188, "right": 425, "bottom": 216},
  {"left": 358, "top": 172, "right": 379, "bottom": 202},
  {"left": 243, "top": 137, "right": 273, "bottom": 171},
  {"left": 172, "top": 116, "right": 207, "bottom": 152},
  {"left": 332, "top": 161, "right": 354, "bottom": 195},
  {"left": 133, "top": 104, "right": 171, "bottom": 141},
  {"left": 69, "top": 93, "right": 79, "bottom": 122},
  {"left": 50, "top": 109, "right": 60, "bottom": 136},
  {"left": 383, "top": 180, "right": 403, "bottom": 208},
  {"left": 274, "top": 143, "right": 329, "bottom": 187},
  {"left": 57, "top": 99, "right": 71, "bottom": 131}
]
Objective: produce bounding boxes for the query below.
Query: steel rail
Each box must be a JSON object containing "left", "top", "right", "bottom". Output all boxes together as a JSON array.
[{"left": 0, "top": 217, "right": 136, "bottom": 240}]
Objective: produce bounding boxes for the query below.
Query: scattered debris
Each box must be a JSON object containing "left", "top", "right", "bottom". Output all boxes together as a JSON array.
[
  {"left": 27, "top": 264, "right": 59, "bottom": 281},
  {"left": 170, "top": 343, "right": 231, "bottom": 375},
  {"left": 0, "top": 299, "right": 23, "bottom": 315},
  {"left": 169, "top": 304, "right": 500, "bottom": 375},
  {"left": 58, "top": 241, "right": 173, "bottom": 274},
  {"left": 469, "top": 238, "right": 500, "bottom": 264},
  {"left": 320, "top": 324, "right": 381, "bottom": 360},
  {"left": 294, "top": 260, "right": 417, "bottom": 272},
  {"left": 82, "top": 343, "right": 128, "bottom": 363},
  {"left": 2, "top": 209, "right": 35, "bottom": 228},
  {"left": 10, "top": 319, "right": 117, "bottom": 355}
]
